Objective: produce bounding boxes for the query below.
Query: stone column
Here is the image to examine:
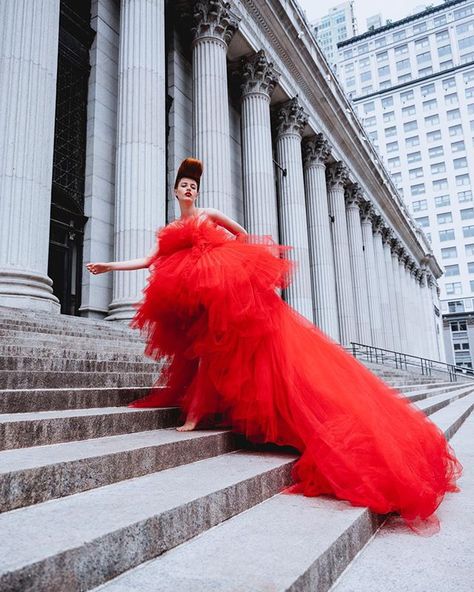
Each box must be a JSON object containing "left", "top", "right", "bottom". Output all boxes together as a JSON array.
[
  {"left": 345, "top": 185, "right": 371, "bottom": 345},
  {"left": 372, "top": 216, "right": 392, "bottom": 350},
  {"left": 192, "top": 0, "right": 239, "bottom": 213},
  {"left": 403, "top": 258, "right": 416, "bottom": 355},
  {"left": 391, "top": 241, "right": 408, "bottom": 354},
  {"left": 0, "top": 0, "right": 61, "bottom": 312},
  {"left": 421, "top": 270, "right": 435, "bottom": 360},
  {"left": 240, "top": 50, "right": 279, "bottom": 239},
  {"left": 302, "top": 134, "right": 339, "bottom": 340},
  {"left": 360, "top": 203, "right": 383, "bottom": 347},
  {"left": 327, "top": 162, "right": 357, "bottom": 345},
  {"left": 382, "top": 228, "right": 401, "bottom": 352},
  {"left": 107, "top": 0, "right": 167, "bottom": 321},
  {"left": 410, "top": 266, "right": 423, "bottom": 358},
  {"left": 274, "top": 98, "right": 313, "bottom": 320},
  {"left": 397, "top": 250, "right": 410, "bottom": 354}
]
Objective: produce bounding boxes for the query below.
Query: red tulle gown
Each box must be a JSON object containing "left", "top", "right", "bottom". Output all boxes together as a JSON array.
[{"left": 129, "top": 213, "right": 461, "bottom": 527}]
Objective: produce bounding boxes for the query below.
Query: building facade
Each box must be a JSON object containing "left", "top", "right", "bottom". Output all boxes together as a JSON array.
[
  {"left": 338, "top": 0, "right": 474, "bottom": 368},
  {"left": 0, "top": 0, "right": 444, "bottom": 360},
  {"left": 311, "top": 1, "right": 357, "bottom": 69}
]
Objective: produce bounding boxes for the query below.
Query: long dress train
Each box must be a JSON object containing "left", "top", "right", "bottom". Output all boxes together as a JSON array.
[{"left": 129, "top": 213, "right": 462, "bottom": 527}]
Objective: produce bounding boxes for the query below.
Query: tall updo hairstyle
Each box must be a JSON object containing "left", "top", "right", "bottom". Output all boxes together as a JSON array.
[{"left": 174, "top": 157, "right": 203, "bottom": 191}]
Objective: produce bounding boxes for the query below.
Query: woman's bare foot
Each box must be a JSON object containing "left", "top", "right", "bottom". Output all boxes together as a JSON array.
[{"left": 176, "top": 419, "right": 197, "bottom": 432}]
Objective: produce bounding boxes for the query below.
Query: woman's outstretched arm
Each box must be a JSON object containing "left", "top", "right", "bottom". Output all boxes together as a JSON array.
[{"left": 86, "top": 244, "right": 158, "bottom": 275}]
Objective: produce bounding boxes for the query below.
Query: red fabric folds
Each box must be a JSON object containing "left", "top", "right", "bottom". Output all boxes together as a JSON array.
[{"left": 130, "top": 214, "right": 462, "bottom": 527}]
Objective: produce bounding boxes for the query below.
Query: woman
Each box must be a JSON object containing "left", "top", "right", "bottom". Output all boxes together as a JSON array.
[{"left": 87, "top": 157, "right": 461, "bottom": 528}]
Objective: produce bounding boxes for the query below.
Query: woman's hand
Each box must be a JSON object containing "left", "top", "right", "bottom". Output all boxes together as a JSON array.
[{"left": 86, "top": 262, "right": 111, "bottom": 275}]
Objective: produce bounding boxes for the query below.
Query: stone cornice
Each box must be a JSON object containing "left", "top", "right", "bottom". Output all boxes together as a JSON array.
[
  {"left": 240, "top": 49, "right": 280, "bottom": 98},
  {"left": 192, "top": 0, "right": 240, "bottom": 46}
]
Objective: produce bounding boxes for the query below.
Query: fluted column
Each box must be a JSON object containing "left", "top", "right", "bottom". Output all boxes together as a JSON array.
[
  {"left": 360, "top": 203, "right": 383, "bottom": 347},
  {"left": 392, "top": 242, "right": 408, "bottom": 354},
  {"left": 327, "top": 163, "right": 357, "bottom": 345},
  {"left": 421, "top": 271, "right": 436, "bottom": 360},
  {"left": 274, "top": 98, "right": 313, "bottom": 320},
  {"left": 302, "top": 135, "right": 339, "bottom": 339},
  {"left": 107, "top": 0, "right": 166, "bottom": 320},
  {"left": 410, "top": 266, "right": 422, "bottom": 357},
  {"left": 403, "top": 258, "right": 416, "bottom": 354},
  {"left": 382, "top": 228, "right": 401, "bottom": 352},
  {"left": 241, "top": 50, "right": 279, "bottom": 239},
  {"left": 0, "top": 0, "right": 61, "bottom": 312},
  {"left": 428, "top": 276, "right": 442, "bottom": 361},
  {"left": 345, "top": 185, "right": 371, "bottom": 345},
  {"left": 192, "top": 0, "right": 239, "bottom": 213},
  {"left": 372, "top": 217, "right": 392, "bottom": 350}
]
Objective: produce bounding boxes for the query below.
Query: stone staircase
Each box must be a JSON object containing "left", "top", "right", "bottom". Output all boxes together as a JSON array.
[{"left": 0, "top": 306, "right": 473, "bottom": 592}]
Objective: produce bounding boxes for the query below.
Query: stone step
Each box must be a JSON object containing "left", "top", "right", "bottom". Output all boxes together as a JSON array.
[
  {"left": 414, "top": 387, "right": 473, "bottom": 417},
  {"left": 89, "top": 391, "right": 472, "bottom": 592},
  {"left": 0, "top": 369, "right": 159, "bottom": 389},
  {"left": 428, "top": 393, "right": 474, "bottom": 440},
  {"left": 0, "top": 386, "right": 152, "bottom": 413},
  {"left": 0, "top": 344, "right": 150, "bottom": 363},
  {"left": 405, "top": 382, "right": 474, "bottom": 403},
  {"left": 331, "top": 414, "right": 474, "bottom": 592},
  {"left": 392, "top": 381, "right": 460, "bottom": 393},
  {"left": 0, "top": 319, "right": 138, "bottom": 340},
  {"left": 0, "top": 429, "right": 239, "bottom": 513},
  {"left": 0, "top": 378, "right": 442, "bottom": 415},
  {"left": 0, "top": 326, "right": 142, "bottom": 343},
  {"left": 0, "top": 355, "right": 156, "bottom": 373},
  {"left": 0, "top": 311, "right": 138, "bottom": 334},
  {"left": 0, "top": 451, "right": 294, "bottom": 592},
  {"left": 0, "top": 336, "right": 146, "bottom": 356},
  {"left": 0, "top": 406, "right": 180, "bottom": 450}
]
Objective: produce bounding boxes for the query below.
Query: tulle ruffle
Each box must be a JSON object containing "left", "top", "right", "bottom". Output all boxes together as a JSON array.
[{"left": 130, "top": 215, "right": 462, "bottom": 528}]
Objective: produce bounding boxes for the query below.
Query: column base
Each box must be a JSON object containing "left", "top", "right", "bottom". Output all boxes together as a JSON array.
[
  {"left": 105, "top": 299, "right": 139, "bottom": 322},
  {"left": 0, "top": 269, "right": 60, "bottom": 313}
]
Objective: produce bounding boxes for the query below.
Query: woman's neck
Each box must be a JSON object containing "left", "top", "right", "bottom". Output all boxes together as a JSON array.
[{"left": 179, "top": 204, "right": 200, "bottom": 219}]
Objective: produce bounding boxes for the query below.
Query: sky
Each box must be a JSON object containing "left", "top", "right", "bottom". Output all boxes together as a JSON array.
[{"left": 297, "top": 0, "right": 442, "bottom": 34}]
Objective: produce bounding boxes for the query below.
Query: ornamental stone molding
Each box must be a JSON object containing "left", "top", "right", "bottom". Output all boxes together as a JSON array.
[
  {"left": 381, "top": 226, "right": 393, "bottom": 245},
  {"left": 274, "top": 97, "right": 308, "bottom": 137},
  {"left": 389, "top": 236, "right": 401, "bottom": 254},
  {"left": 370, "top": 211, "right": 385, "bottom": 235},
  {"left": 192, "top": 0, "right": 239, "bottom": 46},
  {"left": 359, "top": 200, "right": 374, "bottom": 223},
  {"left": 326, "top": 161, "right": 349, "bottom": 190},
  {"left": 302, "top": 133, "right": 331, "bottom": 167},
  {"left": 241, "top": 50, "right": 280, "bottom": 98},
  {"left": 344, "top": 183, "right": 364, "bottom": 209}
]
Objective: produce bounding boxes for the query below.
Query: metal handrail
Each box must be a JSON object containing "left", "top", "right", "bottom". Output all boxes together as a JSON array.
[{"left": 349, "top": 342, "right": 474, "bottom": 383}]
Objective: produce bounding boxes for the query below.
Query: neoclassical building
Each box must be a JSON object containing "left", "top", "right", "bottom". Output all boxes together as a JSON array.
[{"left": 0, "top": 0, "right": 445, "bottom": 361}]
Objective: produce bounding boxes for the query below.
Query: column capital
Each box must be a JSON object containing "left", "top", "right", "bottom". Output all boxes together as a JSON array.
[
  {"left": 326, "top": 161, "right": 349, "bottom": 190},
  {"left": 302, "top": 133, "right": 331, "bottom": 167},
  {"left": 274, "top": 97, "right": 308, "bottom": 138},
  {"left": 381, "top": 226, "right": 394, "bottom": 245},
  {"left": 192, "top": 0, "right": 239, "bottom": 47},
  {"left": 359, "top": 199, "right": 374, "bottom": 223},
  {"left": 241, "top": 50, "right": 279, "bottom": 99},
  {"left": 389, "top": 236, "right": 401, "bottom": 254},
  {"left": 344, "top": 183, "right": 364, "bottom": 208},
  {"left": 370, "top": 210, "right": 385, "bottom": 235}
]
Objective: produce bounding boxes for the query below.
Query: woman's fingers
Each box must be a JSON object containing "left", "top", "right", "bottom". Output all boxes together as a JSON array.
[{"left": 86, "top": 262, "right": 108, "bottom": 275}]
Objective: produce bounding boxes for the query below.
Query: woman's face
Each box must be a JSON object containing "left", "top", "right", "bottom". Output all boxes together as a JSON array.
[{"left": 175, "top": 177, "right": 199, "bottom": 203}]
